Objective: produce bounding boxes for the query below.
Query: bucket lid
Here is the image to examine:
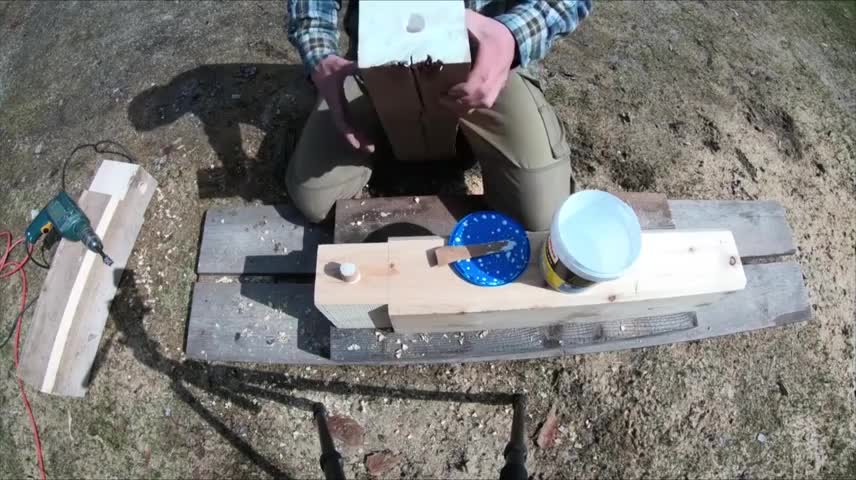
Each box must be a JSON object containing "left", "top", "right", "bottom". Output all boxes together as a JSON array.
[
  {"left": 552, "top": 190, "right": 642, "bottom": 282},
  {"left": 448, "top": 211, "right": 530, "bottom": 287}
]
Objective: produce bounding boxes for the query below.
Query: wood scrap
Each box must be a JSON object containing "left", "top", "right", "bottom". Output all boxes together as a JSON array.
[
  {"left": 20, "top": 160, "right": 156, "bottom": 397},
  {"left": 536, "top": 403, "right": 560, "bottom": 449}
]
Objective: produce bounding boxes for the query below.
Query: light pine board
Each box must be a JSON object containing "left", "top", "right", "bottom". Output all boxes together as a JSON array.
[
  {"left": 315, "top": 230, "right": 747, "bottom": 331},
  {"left": 198, "top": 204, "right": 331, "bottom": 275},
  {"left": 315, "top": 243, "right": 392, "bottom": 329},
  {"left": 20, "top": 161, "right": 157, "bottom": 396}
]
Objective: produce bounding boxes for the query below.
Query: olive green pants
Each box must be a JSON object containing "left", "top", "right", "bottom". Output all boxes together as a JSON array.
[{"left": 285, "top": 70, "right": 572, "bottom": 231}]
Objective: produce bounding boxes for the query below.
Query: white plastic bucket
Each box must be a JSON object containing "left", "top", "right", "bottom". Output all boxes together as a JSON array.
[{"left": 540, "top": 190, "right": 642, "bottom": 292}]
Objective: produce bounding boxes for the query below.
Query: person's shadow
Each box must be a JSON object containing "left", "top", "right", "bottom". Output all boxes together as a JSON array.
[
  {"left": 128, "top": 63, "right": 315, "bottom": 203},
  {"left": 127, "top": 63, "right": 472, "bottom": 204},
  {"left": 84, "top": 269, "right": 516, "bottom": 478}
]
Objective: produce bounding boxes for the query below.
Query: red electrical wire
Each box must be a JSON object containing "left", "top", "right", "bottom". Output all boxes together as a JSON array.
[{"left": 1, "top": 231, "right": 47, "bottom": 480}]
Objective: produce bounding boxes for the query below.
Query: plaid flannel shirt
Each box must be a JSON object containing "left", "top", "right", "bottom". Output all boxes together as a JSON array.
[{"left": 287, "top": 0, "right": 592, "bottom": 73}]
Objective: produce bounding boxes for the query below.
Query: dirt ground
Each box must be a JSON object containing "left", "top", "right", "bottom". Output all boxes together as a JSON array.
[{"left": 1, "top": 1, "right": 855, "bottom": 478}]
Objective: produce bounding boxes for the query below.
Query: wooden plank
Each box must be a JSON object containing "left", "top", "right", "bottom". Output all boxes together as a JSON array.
[
  {"left": 88, "top": 160, "right": 139, "bottom": 198},
  {"left": 669, "top": 200, "right": 796, "bottom": 260},
  {"left": 334, "top": 196, "right": 488, "bottom": 244},
  {"left": 334, "top": 193, "right": 673, "bottom": 244},
  {"left": 413, "top": 62, "right": 472, "bottom": 159},
  {"left": 185, "top": 282, "right": 334, "bottom": 365},
  {"left": 388, "top": 231, "right": 746, "bottom": 332},
  {"left": 614, "top": 192, "right": 674, "bottom": 231},
  {"left": 49, "top": 164, "right": 156, "bottom": 396},
  {"left": 197, "top": 204, "right": 331, "bottom": 275},
  {"left": 359, "top": 66, "right": 429, "bottom": 161},
  {"left": 358, "top": 0, "right": 470, "bottom": 161},
  {"left": 314, "top": 230, "right": 747, "bottom": 331},
  {"left": 19, "top": 191, "right": 111, "bottom": 391},
  {"left": 330, "top": 261, "right": 810, "bottom": 363},
  {"left": 332, "top": 313, "right": 698, "bottom": 363},
  {"left": 20, "top": 160, "right": 157, "bottom": 396}
]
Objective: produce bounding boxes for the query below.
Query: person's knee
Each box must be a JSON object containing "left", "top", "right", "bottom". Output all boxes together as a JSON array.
[
  {"left": 518, "top": 208, "right": 554, "bottom": 232},
  {"left": 285, "top": 179, "right": 335, "bottom": 223},
  {"left": 485, "top": 159, "right": 571, "bottom": 232},
  {"left": 286, "top": 166, "right": 372, "bottom": 223}
]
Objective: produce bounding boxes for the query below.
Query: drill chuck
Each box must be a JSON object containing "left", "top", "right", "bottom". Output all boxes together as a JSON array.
[{"left": 80, "top": 227, "right": 113, "bottom": 266}]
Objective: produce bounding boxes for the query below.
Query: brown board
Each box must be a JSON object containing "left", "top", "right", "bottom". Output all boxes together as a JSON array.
[{"left": 333, "top": 192, "right": 673, "bottom": 244}]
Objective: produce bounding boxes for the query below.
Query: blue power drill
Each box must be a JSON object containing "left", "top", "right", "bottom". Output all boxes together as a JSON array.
[{"left": 25, "top": 191, "right": 114, "bottom": 266}]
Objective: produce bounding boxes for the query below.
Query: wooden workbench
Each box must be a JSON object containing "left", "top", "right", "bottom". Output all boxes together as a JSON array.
[{"left": 184, "top": 193, "right": 809, "bottom": 365}]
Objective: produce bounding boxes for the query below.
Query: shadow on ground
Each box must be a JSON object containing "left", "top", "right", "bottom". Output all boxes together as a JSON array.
[
  {"left": 128, "top": 63, "right": 311, "bottom": 203},
  {"left": 91, "top": 270, "right": 515, "bottom": 478},
  {"left": 127, "top": 63, "right": 474, "bottom": 205}
]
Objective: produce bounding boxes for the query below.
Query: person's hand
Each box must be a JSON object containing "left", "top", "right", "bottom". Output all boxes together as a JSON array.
[
  {"left": 311, "top": 55, "right": 375, "bottom": 152},
  {"left": 442, "top": 10, "right": 517, "bottom": 115}
]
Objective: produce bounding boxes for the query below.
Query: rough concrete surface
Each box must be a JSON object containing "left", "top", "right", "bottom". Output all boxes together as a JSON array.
[{"left": 1, "top": 1, "right": 855, "bottom": 478}]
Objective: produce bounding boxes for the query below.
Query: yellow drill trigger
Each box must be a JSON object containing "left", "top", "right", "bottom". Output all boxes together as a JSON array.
[{"left": 41, "top": 222, "right": 53, "bottom": 235}]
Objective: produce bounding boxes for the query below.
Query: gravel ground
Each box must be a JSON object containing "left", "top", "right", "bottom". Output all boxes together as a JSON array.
[{"left": 1, "top": 1, "right": 855, "bottom": 478}]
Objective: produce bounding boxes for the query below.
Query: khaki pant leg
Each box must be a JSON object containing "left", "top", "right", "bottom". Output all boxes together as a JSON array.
[
  {"left": 459, "top": 71, "right": 573, "bottom": 231},
  {"left": 285, "top": 76, "right": 383, "bottom": 222}
]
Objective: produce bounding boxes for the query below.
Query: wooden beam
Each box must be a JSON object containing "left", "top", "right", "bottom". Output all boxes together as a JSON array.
[
  {"left": 314, "top": 230, "right": 747, "bottom": 331},
  {"left": 20, "top": 160, "right": 156, "bottom": 397},
  {"left": 358, "top": 0, "right": 470, "bottom": 162}
]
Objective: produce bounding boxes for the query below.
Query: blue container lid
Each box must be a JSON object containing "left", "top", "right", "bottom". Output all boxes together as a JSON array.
[{"left": 448, "top": 211, "right": 530, "bottom": 287}]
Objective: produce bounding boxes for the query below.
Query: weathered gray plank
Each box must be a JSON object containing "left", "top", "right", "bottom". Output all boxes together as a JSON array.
[
  {"left": 185, "top": 261, "right": 809, "bottom": 365},
  {"left": 185, "top": 282, "right": 334, "bottom": 365},
  {"left": 669, "top": 200, "right": 796, "bottom": 260},
  {"left": 331, "top": 313, "right": 697, "bottom": 363},
  {"left": 334, "top": 196, "right": 488, "bottom": 244},
  {"left": 197, "top": 205, "right": 331, "bottom": 275},
  {"left": 334, "top": 192, "right": 673, "bottom": 244}
]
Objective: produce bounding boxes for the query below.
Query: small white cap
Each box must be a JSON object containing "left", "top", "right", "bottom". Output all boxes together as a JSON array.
[{"left": 339, "top": 263, "right": 360, "bottom": 283}]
